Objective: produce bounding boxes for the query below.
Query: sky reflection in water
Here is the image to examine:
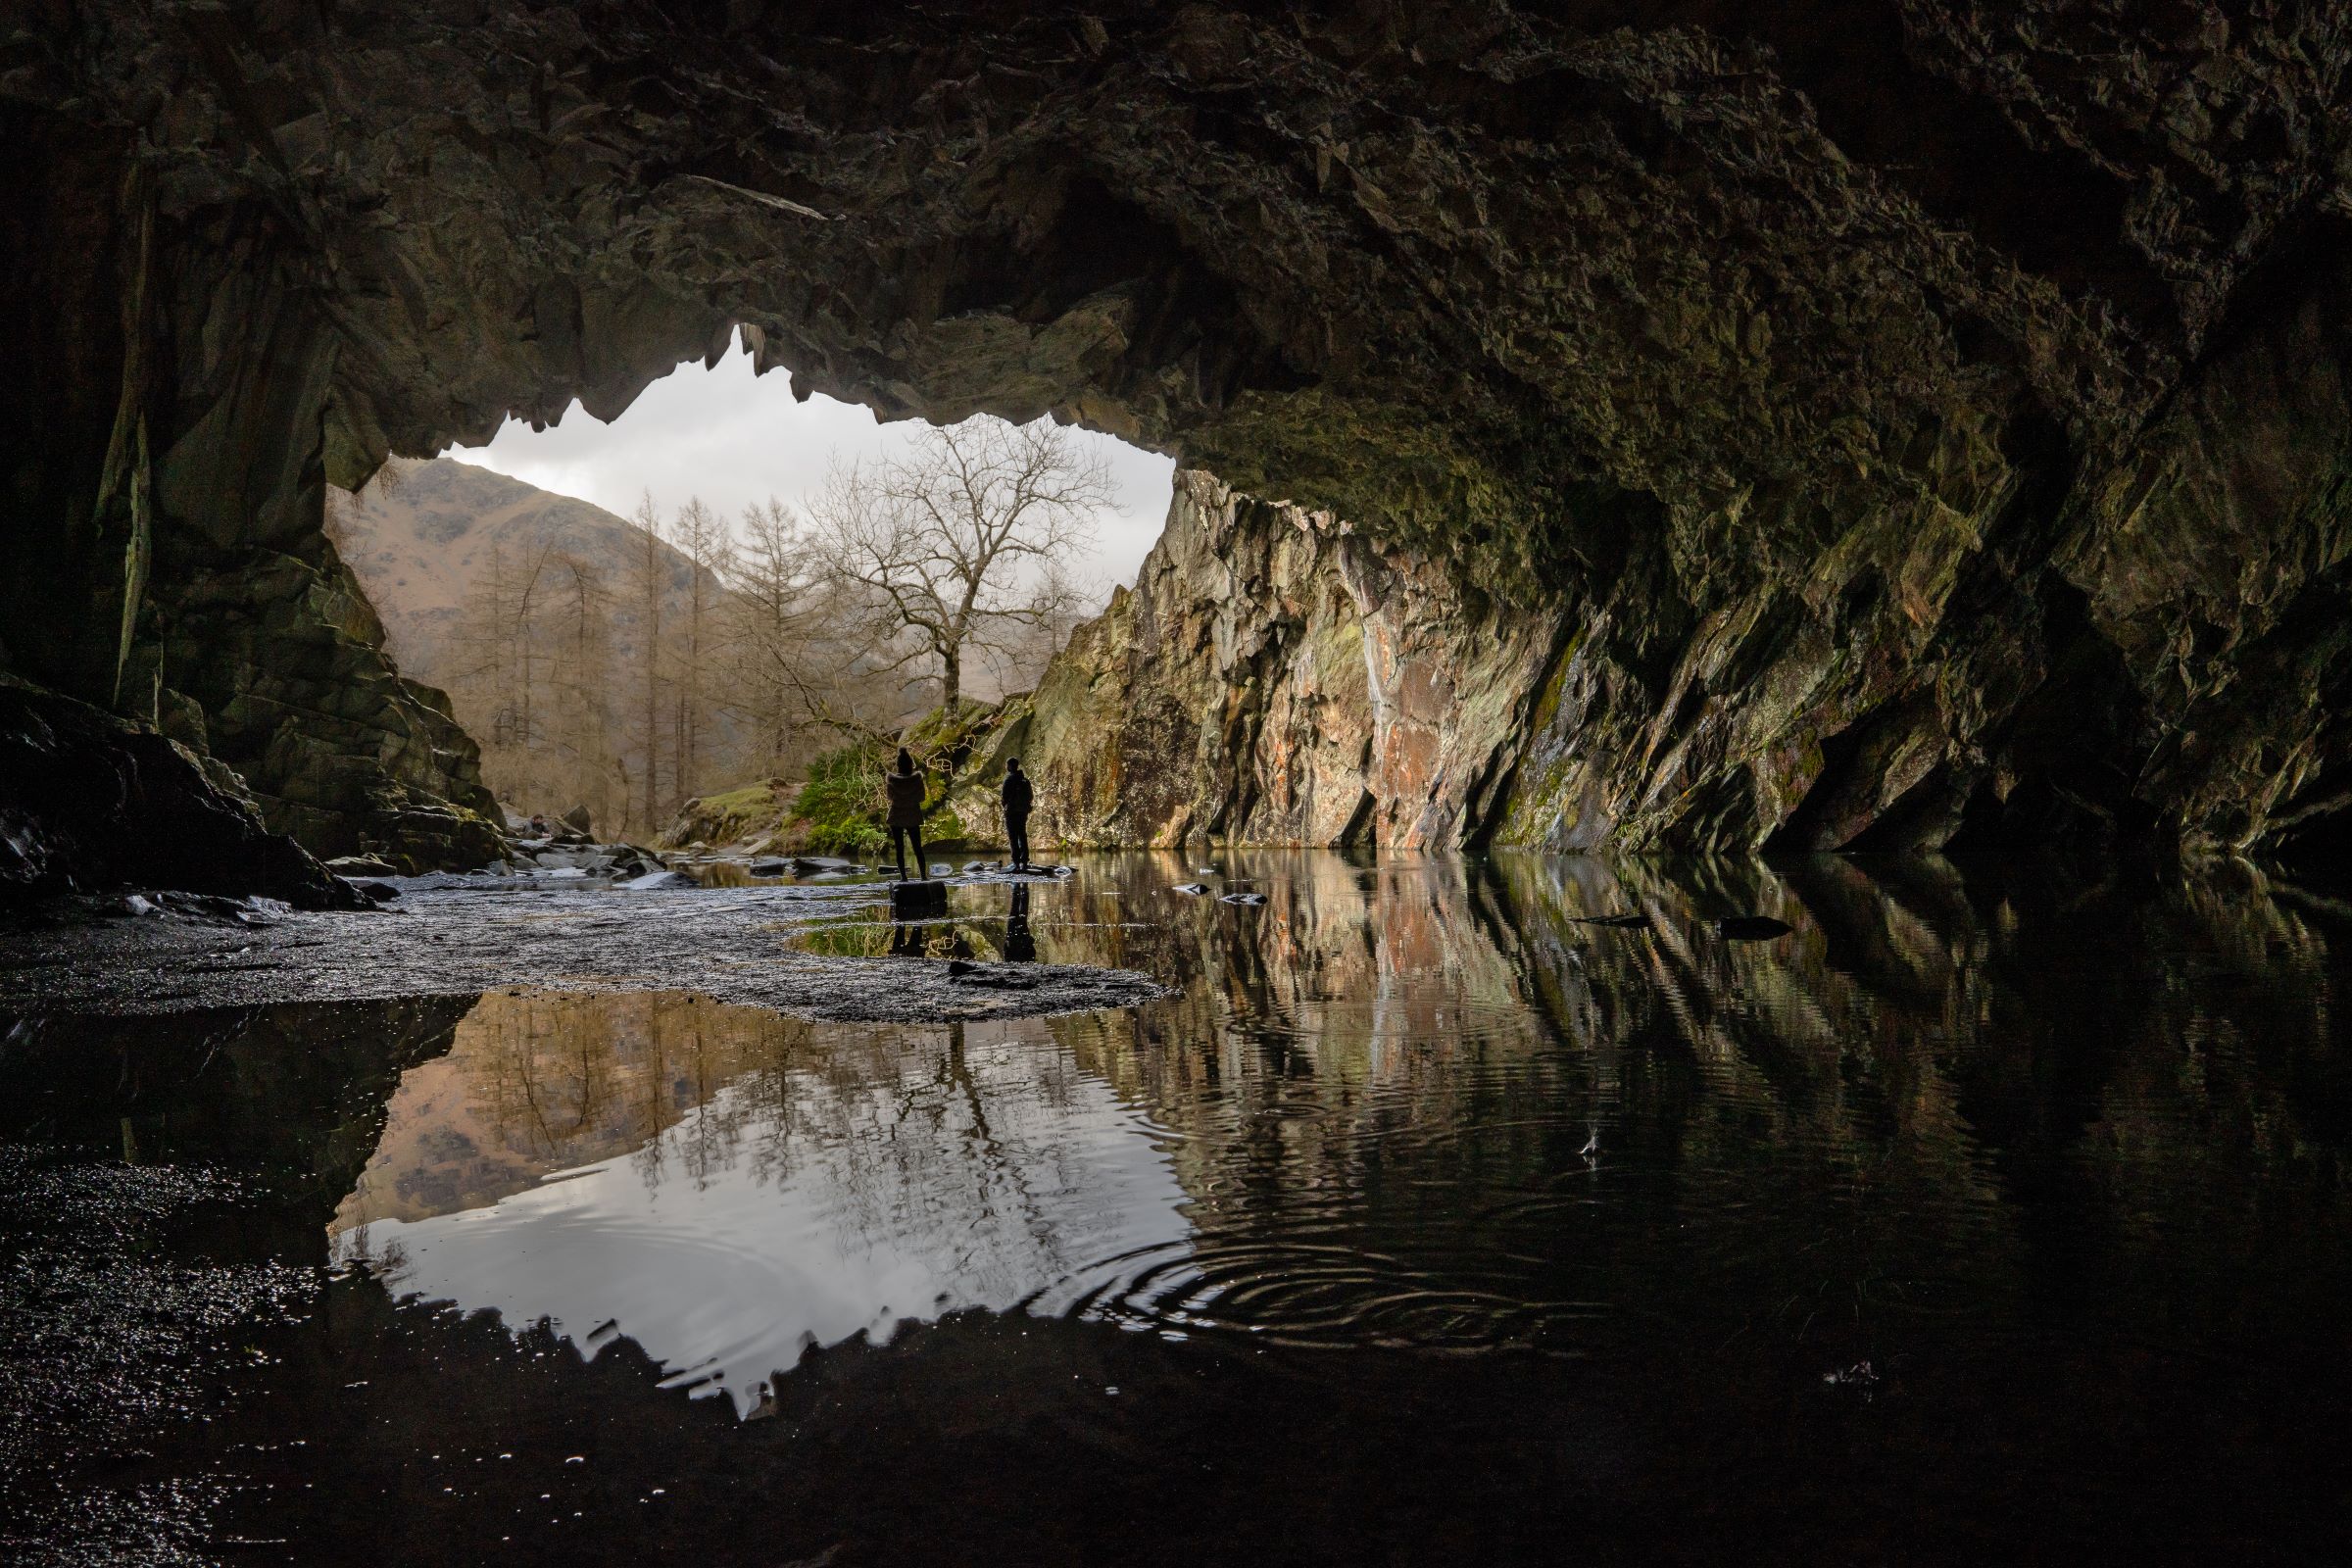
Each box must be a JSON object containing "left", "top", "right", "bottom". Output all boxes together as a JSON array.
[{"left": 328, "top": 851, "right": 2352, "bottom": 1433}]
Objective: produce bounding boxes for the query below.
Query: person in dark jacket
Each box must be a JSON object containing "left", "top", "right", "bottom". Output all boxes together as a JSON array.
[
  {"left": 884, "top": 748, "right": 929, "bottom": 881},
  {"left": 1001, "top": 758, "right": 1035, "bottom": 872}
]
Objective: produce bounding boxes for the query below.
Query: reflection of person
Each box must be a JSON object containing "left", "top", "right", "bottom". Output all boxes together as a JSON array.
[
  {"left": 1004, "top": 883, "right": 1037, "bottom": 963},
  {"left": 889, "top": 913, "right": 924, "bottom": 958},
  {"left": 1002, "top": 757, "right": 1035, "bottom": 872},
  {"left": 884, "top": 748, "right": 929, "bottom": 881}
]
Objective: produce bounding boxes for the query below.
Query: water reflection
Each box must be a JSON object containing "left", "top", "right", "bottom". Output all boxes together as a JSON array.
[
  {"left": 329, "top": 852, "right": 2352, "bottom": 1431},
  {"left": 331, "top": 996, "right": 1187, "bottom": 1411},
  {"left": 1004, "top": 883, "right": 1037, "bottom": 962}
]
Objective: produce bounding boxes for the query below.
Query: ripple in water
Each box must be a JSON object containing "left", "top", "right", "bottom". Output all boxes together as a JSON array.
[{"left": 325, "top": 850, "right": 2352, "bottom": 1443}]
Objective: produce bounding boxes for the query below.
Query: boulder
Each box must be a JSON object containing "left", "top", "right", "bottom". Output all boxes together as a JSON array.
[{"left": 0, "top": 677, "right": 364, "bottom": 909}]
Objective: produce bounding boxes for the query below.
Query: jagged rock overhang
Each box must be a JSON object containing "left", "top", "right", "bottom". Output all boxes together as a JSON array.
[{"left": 6, "top": 2, "right": 2352, "bottom": 862}]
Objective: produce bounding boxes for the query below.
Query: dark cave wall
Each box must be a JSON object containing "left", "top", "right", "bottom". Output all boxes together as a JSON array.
[
  {"left": 6, "top": 1, "right": 2352, "bottom": 865},
  {"left": 0, "top": 98, "right": 501, "bottom": 870}
]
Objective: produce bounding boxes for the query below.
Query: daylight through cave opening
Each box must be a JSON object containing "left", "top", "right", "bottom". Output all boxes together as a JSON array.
[
  {"left": 8, "top": 2, "right": 2352, "bottom": 901},
  {"left": 327, "top": 337, "right": 1177, "bottom": 847}
]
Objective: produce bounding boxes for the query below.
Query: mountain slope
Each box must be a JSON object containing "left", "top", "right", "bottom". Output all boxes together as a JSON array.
[
  {"left": 327, "top": 457, "right": 695, "bottom": 676},
  {"left": 325, "top": 457, "right": 735, "bottom": 834}
]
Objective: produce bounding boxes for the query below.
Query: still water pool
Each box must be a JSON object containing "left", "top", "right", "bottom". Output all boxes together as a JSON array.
[{"left": 5, "top": 852, "right": 2350, "bottom": 1565}]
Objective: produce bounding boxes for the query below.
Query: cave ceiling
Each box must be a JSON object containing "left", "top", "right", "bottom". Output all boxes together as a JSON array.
[
  {"left": 8, "top": 1, "right": 2352, "bottom": 865},
  {"left": 18, "top": 1, "right": 2347, "bottom": 564}
]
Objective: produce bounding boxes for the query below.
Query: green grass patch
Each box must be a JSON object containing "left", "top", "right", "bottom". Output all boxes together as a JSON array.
[{"left": 770, "top": 703, "right": 1014, "bottom": 858}]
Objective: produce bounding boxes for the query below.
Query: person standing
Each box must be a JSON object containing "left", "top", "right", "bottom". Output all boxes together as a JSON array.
[
  {"left": 884, "top": 748, "right": 929, "bottom": 881},
  {"left": 1001, "top": 757, "right": 1035, "bottom": 872}
]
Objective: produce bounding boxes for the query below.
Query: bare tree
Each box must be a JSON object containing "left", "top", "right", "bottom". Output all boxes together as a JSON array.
[
  {"left": 729, "top": 498, "right": 825, "bottom": 766},
  {"left": 670, "top": 495, "right": 731, "bottom": 799},
  {"left": 811, "top": 419, "right": 1110, "bottom": 711},
  {"left": 547, "top": 551, "right": 619, "bottom": 824},
  {"left": 628, "top": 490, "right": 668, "bottom": 830},
  {"left": 730, "top": 497, "right": 926, "bottom": 759}
]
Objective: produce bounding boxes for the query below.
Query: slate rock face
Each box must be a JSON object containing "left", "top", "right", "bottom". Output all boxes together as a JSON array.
[
  {"left": 6, "top": 2, "right": 2352, "bottom": 864},
  {"left": 131, "top": 537, "right": 506, "bottom": 869},
  {"left": 0, "top": 678, "right": 363, "bottom": 908}
]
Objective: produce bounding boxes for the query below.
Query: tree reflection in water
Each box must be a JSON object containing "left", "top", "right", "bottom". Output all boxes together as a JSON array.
[
  {"left": 331, "top": 989, "right": 1188, "bottom": 1408},
  {"left": 328, "top": 852, "right": 2352, "bottom": 1435}
]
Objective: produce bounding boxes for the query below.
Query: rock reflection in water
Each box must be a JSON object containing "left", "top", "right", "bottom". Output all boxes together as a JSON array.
[
  {"left": 11, "top": 850, "right": 2352, "bottom": 1561},
  {"left": 330, "top": 993, "right": 1190, "bottom": 1410},
  {"left": 331, "top": 851, "right": 2352, "bottom": 1407}
]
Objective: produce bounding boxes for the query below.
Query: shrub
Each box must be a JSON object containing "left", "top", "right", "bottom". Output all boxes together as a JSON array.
[
  {"left": 790, "top": 742, "right": 890, "bottom": 858},
  {"left": 788, "top": 705, "right": 1000, "bottom": 857}
]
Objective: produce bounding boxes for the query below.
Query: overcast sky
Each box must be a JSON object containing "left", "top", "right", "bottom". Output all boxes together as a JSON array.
[{"left": 443, "top": 333, "right": 1176, "bottom": 596}]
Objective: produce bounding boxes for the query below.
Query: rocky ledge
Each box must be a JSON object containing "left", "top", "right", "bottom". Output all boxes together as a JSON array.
[{"left": 0, "top": 677, "right": 364, "bottom": 909}]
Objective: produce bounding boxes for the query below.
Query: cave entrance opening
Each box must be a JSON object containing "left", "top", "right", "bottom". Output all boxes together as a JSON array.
[{"left": 327, "top": 330, "right": 1174, "bottom": 846}]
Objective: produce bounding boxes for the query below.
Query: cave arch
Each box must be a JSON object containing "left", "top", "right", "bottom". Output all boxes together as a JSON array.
[{"left": 10, "top": 1, "right": 2352, "bottom": 885}]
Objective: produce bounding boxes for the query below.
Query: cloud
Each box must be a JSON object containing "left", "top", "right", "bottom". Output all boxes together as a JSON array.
[{"left": 441, "top": 337, "right": 1177, "bottom": 593}]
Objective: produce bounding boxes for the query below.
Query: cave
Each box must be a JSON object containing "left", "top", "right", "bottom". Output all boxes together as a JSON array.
[
  {"left": 10, "top": 4, "right": 2352, "bottom": 1562},
  {"left": 11, "top": 0, "right": 2352, "bottom": 892}
]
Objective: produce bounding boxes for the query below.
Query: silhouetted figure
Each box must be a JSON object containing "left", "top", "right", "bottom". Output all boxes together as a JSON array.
[
  {"left": 888, "top": 912, "right": 924, "bottom": 957},
  {"left": 884, "top": 747, "right": 928, "bottom": 881},
  {"left": 1004, "top": 882, "right": 1037, "bottom": 962},
  {"left": 1002, "top": 757, "right": 1035, "bottom": 872}
]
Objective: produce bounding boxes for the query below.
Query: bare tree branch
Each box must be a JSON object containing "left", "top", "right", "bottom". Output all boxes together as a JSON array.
[{"left": 808, "top": 418, "right": 1111, "bottom": 710}]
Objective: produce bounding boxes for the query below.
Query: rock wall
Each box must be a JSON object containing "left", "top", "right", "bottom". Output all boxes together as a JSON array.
[
  {"left": 129, "top": 536, "right": 505, "bottom": 868},
  {"left": 0, "top": 676, "right": 363, "bottom": 908},
  {"left": 956, "top": 470, "right": 1555, "bottom": 850},
  {"left": 9, "top": 3, "right": 2352, "bottom": 869},
  {"left": 999, "top": 241, "right": 2352, "bottom": 858}
]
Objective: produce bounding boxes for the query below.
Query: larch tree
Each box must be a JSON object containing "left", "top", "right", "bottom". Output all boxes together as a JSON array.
[
  {"left": 548, "top": 550, "right": 618, "bottom": 826},
  {"left": 670, "top": 495, "right": 730, "bottom": 801},
  {"left": 628, "top": 490, "right": 668, "bottom": 832},
  {"left": 730, "top": 497, "right": 824, "bottom": 769},
  {"left": 811, "top": 418, "right": 1110, "bottom": 712}
]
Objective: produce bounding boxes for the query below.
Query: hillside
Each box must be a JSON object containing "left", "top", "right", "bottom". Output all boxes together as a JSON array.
[
  {"left": 326, "top": 457, "right": 742, "bottom": 835},
  {"left": 327, "top": 457, "right": 696, "bottom": 676}
]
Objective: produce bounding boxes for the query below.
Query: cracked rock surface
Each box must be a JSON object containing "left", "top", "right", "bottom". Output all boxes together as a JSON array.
[{"left": 9, "top": 3, "right": 2352, "bottom": 865}]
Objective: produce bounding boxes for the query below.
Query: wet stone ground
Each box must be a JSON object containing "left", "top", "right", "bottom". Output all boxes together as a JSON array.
[
  {"left": 5, "top": 851, "right": 2352, "bottom": 1565},
  {"left": 0, "top": 866, "right": 1162, "bottom": 1021}
]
